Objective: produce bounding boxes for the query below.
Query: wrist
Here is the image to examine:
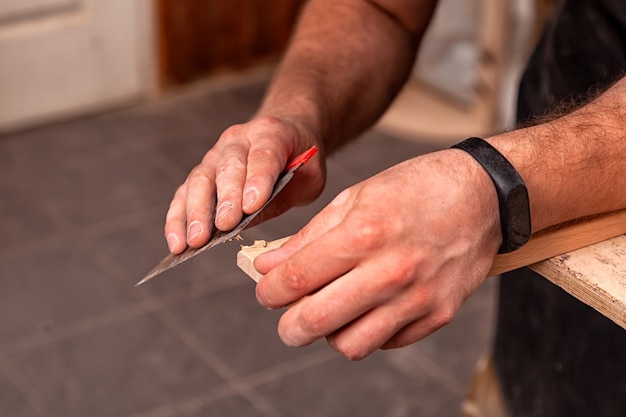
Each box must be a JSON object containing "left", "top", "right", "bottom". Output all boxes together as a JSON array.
[{"left": 451, "top": 137, "right": 532, "bottom": 253}]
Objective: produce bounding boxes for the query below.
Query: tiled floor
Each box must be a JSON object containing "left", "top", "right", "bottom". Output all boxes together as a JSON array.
[{"left": 0, "top": 72, "right": 497, "bottom": 417}]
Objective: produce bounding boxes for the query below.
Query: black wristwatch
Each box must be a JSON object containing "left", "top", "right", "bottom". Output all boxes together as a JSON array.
[{"left": 452, "top": 137, "right": 531, "bottom": 253}]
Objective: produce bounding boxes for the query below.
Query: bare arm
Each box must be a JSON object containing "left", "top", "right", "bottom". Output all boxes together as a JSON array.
[
  {"left": 164, "top": 0, "right": 438, "bottom": 253},
  {"left": 490, "top": 76, "right": 626, "bottom": 233},
  {"left": 254, "top": 76, "right": 626, "bottom": 359},
  {"left": 257, "top": 0, "right": 438, "bottom": 153}
]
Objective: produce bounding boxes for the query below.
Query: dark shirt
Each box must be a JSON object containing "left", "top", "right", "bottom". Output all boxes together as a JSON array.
[{"left": 494, "top": 1, "right": 626, "bottom": 416}]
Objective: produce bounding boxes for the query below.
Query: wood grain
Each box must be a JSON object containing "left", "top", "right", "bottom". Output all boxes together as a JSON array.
[
  {"left": 158, "top": 0, "right": 307, "bottom": 86},
  {"left": 237, "top": 237, "right": 290, "bottom": 282},
  {"left": 529, "top": 235, "right": 626, "bottom": 330},
  {"left": 489, "top": 209, "right": 626, "bottom": 275}
]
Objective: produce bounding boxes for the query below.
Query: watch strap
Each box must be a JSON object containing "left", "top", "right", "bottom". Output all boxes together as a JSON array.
[{"left": 452, "top": 137, "right": 531, "bottom": 253}]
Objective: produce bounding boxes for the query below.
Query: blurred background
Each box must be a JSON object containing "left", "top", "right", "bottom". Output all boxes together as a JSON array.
[{"left": 0, "top": 1, "right": 552, "bottom": 416}]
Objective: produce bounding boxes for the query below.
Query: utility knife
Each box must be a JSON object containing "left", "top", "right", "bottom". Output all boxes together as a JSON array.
[{"left": 136, "top": 146, "right": 318, "bottom": 286}]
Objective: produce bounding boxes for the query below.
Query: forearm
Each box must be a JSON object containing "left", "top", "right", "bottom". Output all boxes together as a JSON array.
[
  {"left": 256, "top": 0, "right": 437, "bottom": 154},
  {"left": 490, "top": 76, "right": 626, "bottom": 232}
]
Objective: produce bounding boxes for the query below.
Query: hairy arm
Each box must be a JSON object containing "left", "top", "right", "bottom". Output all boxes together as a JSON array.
[
  {"left": 165, "top": 0, "right": 438, "bottom": 252},
  {"left": 253, "top": 76, "right": 626, "bottom": 360},
  {"left": 257, "top": 0, "right": 438, "bottom": 154},
  {"left": 490, "top": 76, "right": 626, "bottom": 232}
]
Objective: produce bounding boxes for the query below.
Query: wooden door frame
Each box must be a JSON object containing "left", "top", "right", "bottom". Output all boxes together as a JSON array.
[{"left": 157, "top": 0, "right": 306, "bottom": 88}]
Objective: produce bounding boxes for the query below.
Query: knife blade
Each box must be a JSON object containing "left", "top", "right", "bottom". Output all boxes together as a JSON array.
[{"left": 135, "top": 146, "right": 318, "bottom": 286}]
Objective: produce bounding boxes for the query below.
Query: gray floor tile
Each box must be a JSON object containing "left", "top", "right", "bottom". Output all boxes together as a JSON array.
[
  {"left": 399, "top": 303, "right": 495, "bottom": 388},
  {"left": 0, "top": 371, "right": 43, "bottom": 417},
  {"left": 8, "top": 314, "right": 225, "bottom": 417},
  {"left": 0, "top": 73, "right": 496, "bottom": 417},
  {"left": 0, "top": 179, "right": 60, "bottom": 251},
  {"left": 0, "top": 119, "right": 128, "bottom": 174},
  {"left": 167, "top": 284, "right": 327, "bottom": 377},
  {"left": 256, "top": 351, "right": 462, "bottom": 417},
  {"left": 131, "top": 389, "right": 268, "bottom": 417},
  {"left": 182, "top": 393, "right": 270, "bottom": 417},
  {"left": 91, "top": 219, "right": 248, "bottom": 296},
  {"left": 40, "top": 152, "right": 178, "bottom": 229},
  {"left": 0, "top": 241, "right": 134, "bottom": 345}
]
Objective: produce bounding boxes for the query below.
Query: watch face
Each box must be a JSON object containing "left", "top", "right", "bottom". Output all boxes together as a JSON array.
[{"left": 506, "top": 184, "right": 532, "bottom": 252}]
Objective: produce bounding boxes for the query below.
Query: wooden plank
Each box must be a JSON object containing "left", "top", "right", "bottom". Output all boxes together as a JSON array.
[
  {"left": 238, "top": 210, "right": 626, "bottom": 326},
  {"left": 529, "top": 235, "right": 626, "bottom": 330},
  {"left": 489, "top": 209, "right": 626, "bottom": 275}
]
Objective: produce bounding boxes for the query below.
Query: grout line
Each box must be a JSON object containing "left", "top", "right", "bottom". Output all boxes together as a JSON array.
[
  {"left": 142, "top": 147, "right": 189, "bottom": 185},
  {"left": 1, "top": 271, "right": 245, "bottom": 355},
  {"left": 80, "top": 206, "right": 165, "bottom": 240},
  {"left": 0, "top": 205, "right": 164, "bottom": 264},
  {"left": 83, "top": 237, "right": 283, "bottom": 417},
  {"left": 0, "top": 350, "right": 55, "bottom": 417},
  {"left": 385, "top": 344, "right": 467, "bottom": 398},
  {"left": 0, "top": 235, "right": 63, "bottom": 264},
  {"left": 243, "top": 348, "right": 337, "bottom": 388},
  {"left": 126, "top": 384, "right": 236, "bottom": 417},
  {"left": 152, "top": 309, "right": 283, "bottom": 417},
  {"left": 124, "top": 346, "right": 338, "bottom": 417}
]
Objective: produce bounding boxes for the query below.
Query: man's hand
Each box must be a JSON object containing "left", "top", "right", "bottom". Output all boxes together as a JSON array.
[
  {"left": 254, "top": 150, "right": 502, "bottom": 360},
  {"left": 164, "top": 116, "right": 325, "bottom": 254}
]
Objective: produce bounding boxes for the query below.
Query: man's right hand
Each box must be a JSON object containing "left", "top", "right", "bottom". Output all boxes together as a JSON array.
[{"left": 163, "top": 116, "right": 326, "bottom": 254}]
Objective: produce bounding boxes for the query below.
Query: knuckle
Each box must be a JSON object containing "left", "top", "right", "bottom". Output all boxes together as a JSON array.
[
  {"left": 281, "top": 263, "right": 310, "bottom": 293},
  {"left": 254, "top": 116, "right": 282, "bottom": 132},
  {"left": 385, "top": 256, "right": 419, "bottom": 291},
  {"left": 299, "top": 307, "right": 330, "bottom": 336},
  {"left": 386, "top": 269, "right": 414, "bottom": 292},
  {"left": 348, "top": 217, "right": 386, "bottom": 252},
  {"left": 217, "top": 151, "right": 246, "bottom": 173},
  {"left": 430, "top": 307, "right": 455, "bottom": 330},
  {"left": 249, "top": 146, "right": 281, "bottom": 165},
  {"left": 188, "top": 165, "right": 211, "bottom": 184},
  {"left": 221, "top": 123, "right": 244, "bottom": 139}
]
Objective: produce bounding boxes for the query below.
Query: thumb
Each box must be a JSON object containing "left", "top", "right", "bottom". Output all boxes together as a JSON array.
[{"left": 254, "top": 187, "right": 355, "bottom": 274}]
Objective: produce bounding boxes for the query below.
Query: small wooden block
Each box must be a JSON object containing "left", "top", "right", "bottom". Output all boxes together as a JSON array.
[{"left": 237, "top": 237, "right": 291, "bottom": 282}]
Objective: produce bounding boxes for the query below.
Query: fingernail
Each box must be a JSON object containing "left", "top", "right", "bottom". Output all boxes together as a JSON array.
[
  {"left": 282, "top": 324, "right": 304, "bottom": 347},
  {"left": 187, "top": 220, "right": 203, "bottom": 241},
  {"left": 256, "top": 295, "right": 272, "bottom": 311},
  {"left": 216, "top": 202, "right": 233, "bottom": 221},
  {"left": 242, "top": 188, "right": 258, "bottom": 210},
  {"left": 166, "top": 233, "right": 179, "bottom": 251}
]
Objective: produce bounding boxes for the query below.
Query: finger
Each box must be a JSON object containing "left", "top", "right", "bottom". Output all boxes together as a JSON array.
[
  {"left": 325, "top": 275, "right": 456, "bottom": 359},
  {"left": 274, "top": 266, "right": 380, "bottom": 348},
  {"left": 325, "top": 304, "right": 418, "bottom": 360},
  {"left": 241, "top": 142, "right": 287, "bottom": 214},
  {"left": 184, "top": 162, "right": 217, "bottom": 248},
  {"left": 254, "top": 187, "right": 355, "bottom": 274},
  {"left": 274, "top": 251, "right": 413, "bottom": 348},
  {"left": 255, "top": 227, "right": 358, "bottom": 309},
  {"left": 214, "top": 142, "right": 249, "bottom": 231},
  {"left": 323, "top": 274, "right": 440, "bottom": 359},
  {"left": 164, "top": 184, "right": 189, "bottom": 254},
  {"left": 254, "top": 188, "right": 358, "bottom": 307},
  {"left": 380, "top": 308, "right": 455, "bottom": 350}
]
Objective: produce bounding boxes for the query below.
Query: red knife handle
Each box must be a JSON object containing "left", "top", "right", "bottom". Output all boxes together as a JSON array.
[{"left": 286, "top": 146, "right": 318, "bottom": 170}]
